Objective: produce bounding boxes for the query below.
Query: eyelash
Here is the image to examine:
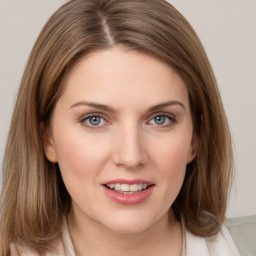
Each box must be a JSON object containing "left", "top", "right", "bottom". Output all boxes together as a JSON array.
[
  {"left": 80, "top": 114, "right": 109, "bottom": 130},
  {"left": 147, "top": 113, "right": 176, "bottom": 128},
  {"left": 79, "top": 112, "right": 176, "bottom": 130}
]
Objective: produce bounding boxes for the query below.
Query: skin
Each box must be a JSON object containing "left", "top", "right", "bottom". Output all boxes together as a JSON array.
[{"left": 43, "top": 48, "right": 199, "bottom": 256}]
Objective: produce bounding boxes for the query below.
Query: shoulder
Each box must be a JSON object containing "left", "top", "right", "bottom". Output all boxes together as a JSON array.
[
  {"left": 9, "top": 239, "right": 65, "bottom": 256},
  {"left": 225, "top": 215, "right": 256, "bottom": 256},
  {"left": 184, "top": 221, "right": 240, "bottom": 256},
  {"left": 9, "top": 218, "right": 74, "bottom": 256},
  {"left": 205, "top": 223, "right": 240, "bottom": 255},
  {"left": 9, "top": 243, "right": 36, "bottom": 256}
]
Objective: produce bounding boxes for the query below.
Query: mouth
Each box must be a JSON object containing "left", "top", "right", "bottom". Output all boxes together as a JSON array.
[
  {"left": 104, "top": 183, "right": 153, "bottom": 194},
  {"left": 102, "top": 179, "right": 155, "bottom": 205}
]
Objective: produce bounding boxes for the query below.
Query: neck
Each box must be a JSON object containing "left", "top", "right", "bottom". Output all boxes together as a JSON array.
[{"left": 68, "top": 208, "right": 182, "bottom": 256}]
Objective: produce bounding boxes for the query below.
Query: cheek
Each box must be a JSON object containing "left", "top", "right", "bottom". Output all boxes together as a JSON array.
[
  {"left": 146, "top": 134, "right": 190, "bottom": 213},
  {"left": 150, "top": 132, "right": 191, "bottom": 193},
  {"left": 52, "top": 131, "right": 113, "bottom": 208},
  {"left": 150, "top": 132, "right": 192, "bottom": 172},
  {"left": 53, "top": 128, "right": 111, "bottom": 179}
]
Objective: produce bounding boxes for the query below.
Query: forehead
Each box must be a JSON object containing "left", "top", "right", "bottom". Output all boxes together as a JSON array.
[{"left": 59, "top": 47, "right": 189, "bottom": 109}]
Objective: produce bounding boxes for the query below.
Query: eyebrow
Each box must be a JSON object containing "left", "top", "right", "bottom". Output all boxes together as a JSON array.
[
  {"left": 70, "top": 101, "right": 115, "bottom": 112},
  {"left": 148, "top": 101, "right": 185, "bottom": 112},
  {"left": 69, "top": 100, "right": 185, "bottom": 112}
]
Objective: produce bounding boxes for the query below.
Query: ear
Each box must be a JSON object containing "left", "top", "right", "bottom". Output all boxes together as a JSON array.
[
  {"left": 41, "top": 123, "right": 58, "bottom": 163},
  {"left": 187, "top": 132, "right": 200, "bottom": 164}
]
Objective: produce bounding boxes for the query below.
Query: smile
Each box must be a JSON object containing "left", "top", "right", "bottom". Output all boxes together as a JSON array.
[
  {"left": 102, "top": 179, "right": 155, "bottom": 205},
  {"left": 105, "top": 183, "right": 149, "bottom": 193}
]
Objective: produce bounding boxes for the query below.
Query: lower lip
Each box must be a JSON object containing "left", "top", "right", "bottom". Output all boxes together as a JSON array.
[{"left": 102, "top": 185, "right": 154, "bottom": 205}]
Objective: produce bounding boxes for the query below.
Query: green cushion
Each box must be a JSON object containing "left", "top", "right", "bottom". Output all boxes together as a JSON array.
[{"left": 225, "top": 215, "right": 256, "bottom": 256}]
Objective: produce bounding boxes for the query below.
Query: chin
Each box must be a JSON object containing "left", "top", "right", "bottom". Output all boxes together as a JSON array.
[
  {"left": 107, "top": 222, "right": 151, "bottom": 234},
  {"left": 100, "top": 211, "right": 159, "bottom": 234}
]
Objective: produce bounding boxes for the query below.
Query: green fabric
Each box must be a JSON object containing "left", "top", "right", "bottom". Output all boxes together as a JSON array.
[{"left": 225, "top": 215, "right": 256, "bottom": 256}]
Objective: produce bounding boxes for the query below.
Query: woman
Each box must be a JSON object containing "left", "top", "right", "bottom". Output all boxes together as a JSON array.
[{"left": 0, "top": 0, "right": 239, "bottom": 255}]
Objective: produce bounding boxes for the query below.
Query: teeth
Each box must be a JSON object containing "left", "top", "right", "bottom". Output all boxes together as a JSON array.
[
  {"left": 106, "top": 183, "right": 149, "bottom": 192},
  {"left": 120, "top": 184, "right": 129, "bottom": 191},
  {"left": 130, "top": 184, "right": 138, "bottom": 192},
  {"left": 115, "top": 183, "right": 121, "bottom": 190},
  {"left": 109, "top": 184, "right": 115, "bottom": 189},
  {"left": 137, "top": 184, "right": 143, "bottom": 190}
]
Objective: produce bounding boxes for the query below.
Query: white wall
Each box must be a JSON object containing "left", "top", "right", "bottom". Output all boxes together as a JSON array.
[{"left": 0, "top": 0, "right": 255, "bottom": 218}]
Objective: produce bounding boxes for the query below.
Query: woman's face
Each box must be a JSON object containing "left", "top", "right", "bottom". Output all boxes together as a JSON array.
[{"left": 44, "top": 48, "right": 198, "bottom": 234}]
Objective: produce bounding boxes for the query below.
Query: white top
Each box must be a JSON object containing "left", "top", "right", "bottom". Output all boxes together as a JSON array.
[{"left": 62, "top": 218, "right": 240, "bottom": 256}]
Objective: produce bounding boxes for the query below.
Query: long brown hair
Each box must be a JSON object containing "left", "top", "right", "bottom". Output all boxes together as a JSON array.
[{"left": 0, "top": 0, "right": 233, "bottom": 254}]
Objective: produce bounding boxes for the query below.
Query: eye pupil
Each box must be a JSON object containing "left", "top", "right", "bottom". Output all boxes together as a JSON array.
[
  {"left": 89, "top": 116, "right": 101, "bottom": 126},
  {"left": 154, "top": 116, "right": 166, "bottom": 125}
]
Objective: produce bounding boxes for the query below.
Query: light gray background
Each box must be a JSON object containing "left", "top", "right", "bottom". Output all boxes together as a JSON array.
[{"left": 0, "top": 0, "right": 255, "bottom": 218}]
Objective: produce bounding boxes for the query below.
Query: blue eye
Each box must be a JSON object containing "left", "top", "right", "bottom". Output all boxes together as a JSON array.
[
  {"left": 154, "top": 116, "right": 166, "bottom": 125},
  {"left": 149, "top": 115, "right": 174, "bottom": 126},
  {"left": 84, "top": 116, "right": 105, "bottom": 127}
]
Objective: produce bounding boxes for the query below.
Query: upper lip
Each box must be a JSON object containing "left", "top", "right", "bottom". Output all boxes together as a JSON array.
[{"left": 103, "top": 178, "right": 154, "bottom": 185}]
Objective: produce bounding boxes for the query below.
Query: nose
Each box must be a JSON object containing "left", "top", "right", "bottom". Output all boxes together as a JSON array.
[{"left": 112, "top": 123, "right": 148, "bottom": 169}]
